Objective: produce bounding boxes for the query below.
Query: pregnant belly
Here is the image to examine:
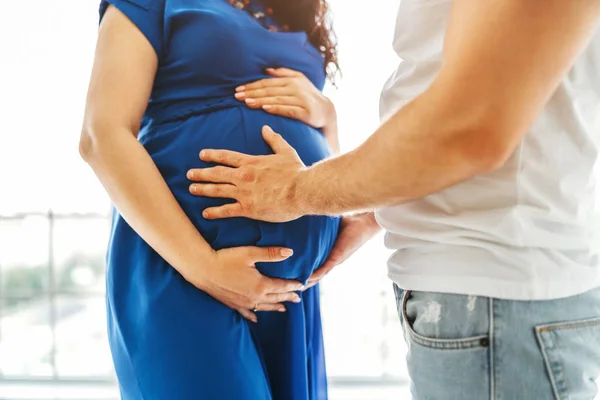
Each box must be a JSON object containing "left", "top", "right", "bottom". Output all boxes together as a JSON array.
[{"left": 140, "top": 107, "right": 340, "bottom": 282}]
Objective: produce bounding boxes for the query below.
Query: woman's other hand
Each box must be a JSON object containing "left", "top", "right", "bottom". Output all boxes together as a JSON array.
[
  {"left": 192, "top": 246, "right": 304, "bottom": 323},
  {"left": 235, "top": 68, "right": 336, "bottom": 130}
]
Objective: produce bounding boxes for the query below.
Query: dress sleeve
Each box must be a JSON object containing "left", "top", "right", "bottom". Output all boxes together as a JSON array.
[{"left": 99, "top": 0, "right": 165, "bottom": 58}]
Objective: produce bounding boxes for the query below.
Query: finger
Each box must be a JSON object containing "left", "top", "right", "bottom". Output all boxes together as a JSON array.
[
  {"left": 236, "top": 86, "right": 291, "bottom": 100},
  {"left": 266, "top": 67, "right": 302, "bottom": 78},
  {"left": 261, "top": 125, "right": 297, "bottom": 155},
  {"left": 244, "top": 85, "right": 294, "bottom": 99},
  {"left": 189, "top": 183, "right": 236, "bottom": 199},
  {"left": 244, "top": 96, "right": 303, "bottom": 109},
  {"left": 254, "top": 303, "right": 287, "bottom": 312},
  {"left": 203, "top": 203, "right": 246, "bottom": 219},
  {"left": 236, "top": 308, "right": 258, "bottom": 323},
  {"left": 245, "top": 246, "right": 294, "bottom": 262},
  {"left": 263, "top": 292, "right": 302, "bottom": 304},
  {"left": 236, "top": 78, "right": 289, "bottom": 93},
  {"left": 263, "top": 277, "right": 305, "bottom": 293},
  {"left": 199, "top": 149, "right": 254, "bottom": 167},
  {"left": 262, "top": 105, "right": 308, "bottom": 121},
  {"left": 187, "top": 166, "right": 236, "bottom": 183}
]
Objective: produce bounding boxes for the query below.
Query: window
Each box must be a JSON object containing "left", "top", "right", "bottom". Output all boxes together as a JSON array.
[{"left": 0, "top": 0, "right": 409, "bottom": 398}]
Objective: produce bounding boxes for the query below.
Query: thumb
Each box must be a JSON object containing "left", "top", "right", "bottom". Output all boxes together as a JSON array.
[
  {"left": 262, "top": 126, "right": 295, "bottom": 154},
  {"left": 245, "top": 246, "right": 294, "bottom": 263}
]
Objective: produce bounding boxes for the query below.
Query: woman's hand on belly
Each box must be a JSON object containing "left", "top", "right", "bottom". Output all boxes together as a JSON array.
[
  {"left": 234, "top": 67, "right": 339, "bottom": 153},
  {"left": 194, "top": 246, "right": 303, "bottom": 322}
]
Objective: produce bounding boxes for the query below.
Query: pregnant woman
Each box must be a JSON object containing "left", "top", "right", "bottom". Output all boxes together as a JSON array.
[{"left": 79, "top": 0, "right": 342, "bottom": 399}]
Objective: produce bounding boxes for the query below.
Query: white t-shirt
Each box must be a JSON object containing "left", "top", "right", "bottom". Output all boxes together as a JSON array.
[{"left": 376, "top": 0, "right": 600, "bottom": 300}]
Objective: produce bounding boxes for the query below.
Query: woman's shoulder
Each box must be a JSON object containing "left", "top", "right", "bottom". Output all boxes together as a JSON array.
[{"left": 99, "top": 0, "right": 168, "bottom": 58}]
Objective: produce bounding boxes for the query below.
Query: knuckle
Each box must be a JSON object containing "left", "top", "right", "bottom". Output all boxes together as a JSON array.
[
  {"left": 240, "top": 169, "right": 254, "bottom": 182},
  {"left": 214, "top": 166, "right": 226, "bottom": 177},
  {"left": 267, "top": 247, "right": 278, "bottom": 260},
  {"left": 255, "top": 282, "right": 268, "bottom": 297},
  {"left": 245, "top": 199, "right": 255, "bottom": 212},
  {"left": 245, "top": 291, "right": 256, "bottom": 303}
]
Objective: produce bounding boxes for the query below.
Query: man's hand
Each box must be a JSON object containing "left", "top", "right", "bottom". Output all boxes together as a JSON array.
[
  {"left": 305, "top": 212, "right": 382, "bottom": 289},
  {"left": 187, "top": 126, "right": 308, "bottom": 223}
]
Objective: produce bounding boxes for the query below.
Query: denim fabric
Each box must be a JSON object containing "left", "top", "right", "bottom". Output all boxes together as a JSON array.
[{"left": 393, "top": 285, "right": 600, "bottom": 400}]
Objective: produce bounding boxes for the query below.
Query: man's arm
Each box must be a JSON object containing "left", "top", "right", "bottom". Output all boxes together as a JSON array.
[
  {"left": 189, "top": 0, "right": 600, "bottom": 222},
  {"left": 294, "top": 0, "right": 600, "bottom": 215}
]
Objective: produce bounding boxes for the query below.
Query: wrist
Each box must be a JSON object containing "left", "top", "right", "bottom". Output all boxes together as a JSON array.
[
  {"left": 289, "top": 167, "right": 315, "bottom": 217},
  {"left": 183, "top": 248, "right": 218, "bottom": 291}
]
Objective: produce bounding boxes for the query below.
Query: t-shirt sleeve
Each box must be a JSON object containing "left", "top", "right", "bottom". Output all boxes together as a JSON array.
[{"left": 99, "top": 0, "right": 165, "bottom": 58}]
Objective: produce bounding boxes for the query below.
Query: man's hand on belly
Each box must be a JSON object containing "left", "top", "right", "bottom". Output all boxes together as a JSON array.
[{"left": 187, "top": 126, "right": 308, "bottom": 223}]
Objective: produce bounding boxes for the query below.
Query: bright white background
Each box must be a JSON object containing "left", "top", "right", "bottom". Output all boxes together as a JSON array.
[{"left": 0, "top": 0, "right": 410, "bottom": 399}]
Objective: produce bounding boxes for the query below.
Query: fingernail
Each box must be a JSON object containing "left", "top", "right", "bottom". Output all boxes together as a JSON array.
[
  {"left": 251, "top": 317, "right": 258, "bottom": 323},
  {"left": 266, "top": 68, "right": 275, "bottom": 72},
  {"left": 236, "top": 86, "right": 246, "bottom": 92},
  {"left": 280, "top": 248, "right": 294, "bottom": 257},
  {"left": 235, "top": 92, "right": 246, "bottom": 100},
  {"left": 292, "top": 295, "right": 301, "bottom": 303},
  {"left": 190, "top": 185, "right": 197, "bottom": 194},
  {"left": 245, "top": 98, "right": 256, "bottom": 104},
  {"left": 299, "top": 285, "right": 305, "bottom": 291},
  {"left": 203, "top": 210, "right": 209, "bottom": 218},
  {"left": 263, "top": 105, "right": 272, "bottom": 110},
  {"left": 279, "top": 307, "right": 286, "bottom": 312},
  {"left": 186, "top": 171, "right": 194, "bottom": 179},
  {"left": 199, "top": 150, "right": 206, "bottom": 159}
]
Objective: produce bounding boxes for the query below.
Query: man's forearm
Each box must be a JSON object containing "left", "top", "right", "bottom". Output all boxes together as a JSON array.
[
  {"left": 294, "top": 0, "right": 600, "bottom": 218},
  {"left": 295, "top": 82, "right": 503, "bottom": 216}
]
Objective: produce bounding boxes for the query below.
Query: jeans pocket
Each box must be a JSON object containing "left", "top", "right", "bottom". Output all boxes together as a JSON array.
[
  {"left": 399, "top": 290, "right": 490, "bottom": 350},
  {"left": 396, "top": 289, "right": 491, "bottom": 400},
  {"left": 535, "top": 317, "right": 600, "bottom": 400}
]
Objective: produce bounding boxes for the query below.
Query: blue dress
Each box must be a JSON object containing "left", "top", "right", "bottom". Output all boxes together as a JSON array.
[{"left": 99, "top": 1, "right": 340, "bottom": 399}]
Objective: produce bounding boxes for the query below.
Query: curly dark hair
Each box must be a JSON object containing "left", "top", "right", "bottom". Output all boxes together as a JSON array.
[{"left": 264, "top": 0, "right": 339, "bottom": 82}]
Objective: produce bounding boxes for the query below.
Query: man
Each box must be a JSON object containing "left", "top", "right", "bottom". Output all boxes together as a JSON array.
[{"left": 188, "top": 0, "right": 600, "bottom": 398}]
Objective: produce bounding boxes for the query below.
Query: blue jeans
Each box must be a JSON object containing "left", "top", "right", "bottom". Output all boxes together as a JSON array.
[{"left": 393, "top": 285, "right": 600, "bottom": 399}]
